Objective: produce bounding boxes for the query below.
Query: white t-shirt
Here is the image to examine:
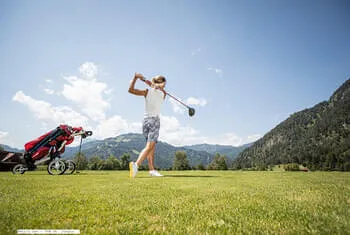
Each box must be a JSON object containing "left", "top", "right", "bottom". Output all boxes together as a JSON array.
[{"left": 144, "top": 88, "right": 165, "bottom": 117}]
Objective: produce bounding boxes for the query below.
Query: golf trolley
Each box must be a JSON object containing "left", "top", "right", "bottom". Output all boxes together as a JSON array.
[{"left": 2, "top": 125, "right": 92, "bottom": 175}]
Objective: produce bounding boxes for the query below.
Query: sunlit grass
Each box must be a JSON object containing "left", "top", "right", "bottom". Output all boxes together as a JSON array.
[{"left": 0, "top": 171, "right": 349, "bottom": 234}]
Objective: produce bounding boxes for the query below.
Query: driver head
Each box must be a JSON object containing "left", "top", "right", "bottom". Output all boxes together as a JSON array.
[{"left": 189, "top": 108, "right": 195, "bottom": 117}]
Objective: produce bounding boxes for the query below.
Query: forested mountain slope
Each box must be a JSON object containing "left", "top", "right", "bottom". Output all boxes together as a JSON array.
[{"left": 234, "top": 79, "right": 350, "bottom": 171}]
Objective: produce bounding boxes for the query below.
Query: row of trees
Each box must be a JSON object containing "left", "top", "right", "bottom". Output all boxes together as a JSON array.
[
  {"left": 173, "top": 151, "right": 229, "bottom": 170},
  {"left": 73, "top": 153, "right": 131, "bottom": 170},
  {"left": 73, "top": 151, "right": 230, "bottom": 171}
]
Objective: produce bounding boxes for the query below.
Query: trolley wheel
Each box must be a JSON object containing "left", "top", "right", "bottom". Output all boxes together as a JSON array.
[
  {"left": 64, "top": 160, "right": 76, "bottom": 174},
  {"left": 12, "top": 164, "right": 26, "bottom": 174},
  {"left": 47, "top": 160, "right": 66, "bottom": 175}
]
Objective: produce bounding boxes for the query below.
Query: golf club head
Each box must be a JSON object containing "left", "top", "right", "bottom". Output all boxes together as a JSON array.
[{"left": 188, "top": 107, "right": 195, "bottom": 117}]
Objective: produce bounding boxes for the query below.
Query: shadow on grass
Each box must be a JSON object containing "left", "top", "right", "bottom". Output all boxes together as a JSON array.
[
  {"left": 10, "top": 171, "right": 113, "bottom": 176},
  {"left": 164, "top": 174, "right": 217, "bottom": 178}
]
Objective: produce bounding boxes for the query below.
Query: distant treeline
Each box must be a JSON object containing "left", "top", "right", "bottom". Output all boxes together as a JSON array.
[{"left": 73, "top": 151, "right": 230, "bottom": 171}]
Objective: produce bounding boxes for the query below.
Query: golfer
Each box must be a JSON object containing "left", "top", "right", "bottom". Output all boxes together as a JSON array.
[{"left": 128, "top": 73, "right": 166, "bottom": 177}]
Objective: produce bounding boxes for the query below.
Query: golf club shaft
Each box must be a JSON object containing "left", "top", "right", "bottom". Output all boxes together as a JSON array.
[
  {"left": 140, "top": 78, "right": 190, "bottom": 109},
  {"left": 165, "top": 92, "right": 191, "bottom": 109}
]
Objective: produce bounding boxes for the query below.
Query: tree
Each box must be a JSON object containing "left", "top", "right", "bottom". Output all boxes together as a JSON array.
[
  {"left": 0, "top": 146, "right": 4, "bottom": 151},
  {"left": 112, "top": 156, "right": 122, "bottom": 170},
  {"left": 73, "top": 152, "right": 88, "bottom": 170},
  {"left": 173, "top": 151, "right": 190, "bottom": 170},
  {"left": 101, "top": 156, "right": 120, "bottom": 170},
  {"left": 344, "top": 162, "right": 350, "bottom": 172},
  {"left": 88, "top": 156, "right": 103, "bottom": 170},
  {"left": 120, "top": 153, "right": 130, "bottom": 170},
  {"left": 209, "top": 153, "right": 228, "bottom": 170},
  {"left": 196, "top": 163, "right": 206, "bottom": 170}
]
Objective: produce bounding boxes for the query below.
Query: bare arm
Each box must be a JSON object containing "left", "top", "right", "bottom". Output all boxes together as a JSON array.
[{"left": 128, "top": 73, "right": 148, "bottom": 97}]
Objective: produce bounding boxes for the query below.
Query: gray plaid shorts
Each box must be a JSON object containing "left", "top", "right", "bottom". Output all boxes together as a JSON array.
[{"left": 142, "top": 116, "right": 160, "bottom": 143}]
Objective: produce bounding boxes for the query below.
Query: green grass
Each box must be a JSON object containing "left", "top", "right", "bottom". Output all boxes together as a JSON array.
[{"left": 0, "top": 171, "right": 349, "bottom": 234}]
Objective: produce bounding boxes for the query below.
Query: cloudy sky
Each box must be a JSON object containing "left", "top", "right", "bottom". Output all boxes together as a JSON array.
[{"left": 0, "top": 0, "right": 349, "bottom": 149}]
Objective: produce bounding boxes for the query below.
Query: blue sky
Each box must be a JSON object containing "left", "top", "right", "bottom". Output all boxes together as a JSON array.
[{"left": 0, "top": 0, "right": 349, "bottom": 148}]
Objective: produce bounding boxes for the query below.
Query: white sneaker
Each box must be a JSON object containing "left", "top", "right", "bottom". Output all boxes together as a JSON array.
[
  {"left": 149, "top": 170, "right": 163, "bottom": 177},
  {"left": 129, "top": 162, "right": 138, "bottom": 178}
]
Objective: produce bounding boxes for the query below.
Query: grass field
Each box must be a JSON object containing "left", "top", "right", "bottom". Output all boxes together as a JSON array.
[{"left": 0, "top": 170, "right": 349, "bottom": 234}]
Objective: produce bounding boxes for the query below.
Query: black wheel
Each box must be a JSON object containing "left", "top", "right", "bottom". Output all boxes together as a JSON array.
[
  {"left": 64, "top": 160, "right": 76, "bottom": 174},
  {"left": 47, "top": 160, "right": 66, "bottom": 175},
  {"left": 12, "top": 164, "right": 26, "bottom": 174}
]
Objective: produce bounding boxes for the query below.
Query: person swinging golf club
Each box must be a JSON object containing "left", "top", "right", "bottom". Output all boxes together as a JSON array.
[{"left": 128, "top": 73, "right": 166, "bottom": 177}]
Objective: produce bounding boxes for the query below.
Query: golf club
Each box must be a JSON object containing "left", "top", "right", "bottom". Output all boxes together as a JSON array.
[{"left": 140, "top": 77, "right": 195, "bottom": 117}]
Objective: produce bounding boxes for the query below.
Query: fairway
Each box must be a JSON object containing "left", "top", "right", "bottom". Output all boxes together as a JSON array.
[{"left": 0, "top": 171, "right": 349, "bottom": 234}]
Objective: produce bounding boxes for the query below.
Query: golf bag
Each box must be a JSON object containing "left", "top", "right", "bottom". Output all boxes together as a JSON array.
[
  {"left": 10, "top": 124, "right": 92, "bottom": 175},
  {"left": 24, "top": 125, "right": 81, "bottom": 164}
]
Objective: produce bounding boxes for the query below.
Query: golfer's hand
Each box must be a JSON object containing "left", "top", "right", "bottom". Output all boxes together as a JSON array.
[{"left": 134, "top": 73, "right": 145, "bottom": 81}]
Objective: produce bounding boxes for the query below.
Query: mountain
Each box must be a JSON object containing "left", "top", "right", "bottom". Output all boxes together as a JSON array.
[
  {"left": 233, "top": 79, "right": 350, "bottom": 171},
  {"left": 184, "top": 143, "right": 251, "bottom": 160},
  {"left": 63, "top": 133, "right": 243, "bottom": 169},
  {"left": 0, "top": 144, "right": 22, "bottom": 153},
  {"left": 1, "top": 133, "right": 250, "bottom": 170}
]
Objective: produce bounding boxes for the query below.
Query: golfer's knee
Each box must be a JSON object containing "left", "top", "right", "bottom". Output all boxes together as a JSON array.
[
  {"left": 146, "top": 142, "right": 156, "bottom": 150},
  {"left": 145, "top": 145, "right": 152, "bottom": 151}
]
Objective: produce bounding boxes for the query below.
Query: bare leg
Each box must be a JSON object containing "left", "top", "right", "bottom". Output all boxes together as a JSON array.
[
  {"left": 147, "top": 143, "right": 156, "bottom": 170},
  {"left": 136, "top": 142, "right": 156, "bottom": 167}
]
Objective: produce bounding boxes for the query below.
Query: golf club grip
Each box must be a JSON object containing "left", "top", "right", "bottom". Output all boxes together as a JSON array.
[{"left": 141, "top": 78, "right": 152, "bottom": 86}]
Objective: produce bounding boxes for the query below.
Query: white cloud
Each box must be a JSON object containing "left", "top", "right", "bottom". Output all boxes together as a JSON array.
[
  {"left": 11, "top": 61, "right": 258, "bottom": 149},
  {"left": 13, "top": 91, "right": 89, "bottom": 128},
  {"left": 186, "top": 97, "right": 207, "bottom": 107},
  {"left": 159, "top": 115, "right": 202, "bottom": 146},
  {"left": 159, "top": 116, "right": 258, "bottom": 147},
  {"left": 247, "top": 134, "right": 262, "bottom": 143},
  {"left": 12, "top": 62, "right": 111, "bottom": 145},
  {"left": 61, "top": 62, "right": 110, "bottom": 121},
  {"left": 189, "top": 132, "right": 260, "bottom": 147},
  {"left": 208, "top": 67, "right": 223, "bottom": 76},
  {"left": 205, "top": 133, "right": 243, "bottom": 146},
  {"left": 169, "top": 97, "right": 207, "bottom": 115},
  {"left": 0, "top": 131, "right": 16, "bottom": 148},
  {"left": 104, "top": 88, "right": 113, "bottom": 95},
  {"left": 44, "top": 88, "right": 55, "bottom": 95},
  {"left": 79, "top": 62, "right": 98, "bottom": 80},
  {"left": 94, "top": 115, "right": 129, "bottom": 139},
  {"left": 169, "top": 98, "right": 185, "bottom": 114},
  {"left": 12, "top": 89, "right": 259, "bottom": 147},
  {"left": 41, "top": 79, "right": 56, "bottom": 95},
  {"left": 13, "top": 91, "right": 54, "bottom": 120},
  {"left": 0, "top": 131, "right": 9, "bottom": 142}
]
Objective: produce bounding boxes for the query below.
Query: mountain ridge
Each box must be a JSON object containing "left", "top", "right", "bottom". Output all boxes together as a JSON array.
[
  {"left": 61, "top": 133, "right": 249, "bottom": 168},
  {"left": 234, "top": 78, "right": 350, "bottom": 171}
]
